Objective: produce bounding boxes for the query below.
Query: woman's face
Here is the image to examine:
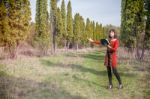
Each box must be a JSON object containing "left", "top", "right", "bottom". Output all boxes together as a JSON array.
[{"left": 109, "top": 31, "right": 115, "bottom": 38}]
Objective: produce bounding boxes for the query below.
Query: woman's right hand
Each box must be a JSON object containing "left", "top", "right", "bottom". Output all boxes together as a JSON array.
[{"left": 88, "top": 38, "right": 94, "bottom": 43}]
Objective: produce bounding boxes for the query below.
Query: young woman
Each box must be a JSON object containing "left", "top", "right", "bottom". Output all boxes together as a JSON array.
[{"left": 88, "top": 29, "right": 123, "bottom": 89}]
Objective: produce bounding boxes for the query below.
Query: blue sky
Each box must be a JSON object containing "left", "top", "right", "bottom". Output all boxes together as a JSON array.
[{"left": 30, "top": 0, "right": 121, "bottom": 26}]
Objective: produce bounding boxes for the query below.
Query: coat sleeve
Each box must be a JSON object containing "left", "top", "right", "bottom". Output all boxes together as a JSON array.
[
  {"left": 93, "top": 40, "right": 101, "bottom": 45},
  {"left": 110, "top": 40, "right": 119, "bottom": 52}
]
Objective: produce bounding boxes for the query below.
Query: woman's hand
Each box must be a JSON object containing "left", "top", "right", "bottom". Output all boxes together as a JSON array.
[
  {"left": 107, "top": 45, "right": 112, "bottom": 49},
  {"left": 88, "top": 38, "right": 94, "bottom": 43}
]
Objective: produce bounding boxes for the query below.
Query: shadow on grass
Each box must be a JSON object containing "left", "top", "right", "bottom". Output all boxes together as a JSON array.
[
  {"left": 143, "top": 65, "right": 150, "bottom": 99},
  {"left": 78, "top": 51, "right": 105, "bottom": 61},
  {"left": 41, "top": 59, "right": 107, "bottom": 76},
  {"left": 0, "top": 69, "right": 11, "bottom": 99},
  {"left": 64, "top": 51, "right": 105, "bottom": 61},
  {"left": 0, "top": 65, "right": 86, "bottom": 99},
  {"left": 72, "top": 75, "right": 100, "bottom": 87},
  {"left": 41, "top": 59, "right": 138, "bottom": 79}
]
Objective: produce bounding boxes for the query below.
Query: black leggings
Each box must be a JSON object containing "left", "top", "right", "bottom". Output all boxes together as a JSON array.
[{"left": 107, "top": 66, "right": 122, "bottom": 85}]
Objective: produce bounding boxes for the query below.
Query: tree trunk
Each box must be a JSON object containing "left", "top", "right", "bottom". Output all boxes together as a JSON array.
[
  {"left": 136, "top": 46, "right": 140, "bottom": 60},
  {"left": 51, "top": 20, "right": 56, "bottom": 54},
  {"left": 140, "top": 45, "right": 145, "bottom": 60},
  {"left": 140, "top": 33, "right": 147, "bottom": 60},
  {"left": 8, "top": 44, "right": 17, "bottom": 59},
  {"left": 136, "top": 37, "right": 141, "bottom": 60},
  {"left": 76, "top": 40, "right": 79, "bottom": 51},
  {"left": 64, "top": 39, "right": 67, "bottom": 50},
  {"left": 67, "top": 41, "right": 70, "bottom": 49}
]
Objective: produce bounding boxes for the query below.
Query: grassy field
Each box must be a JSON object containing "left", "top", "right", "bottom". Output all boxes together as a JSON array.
[{"left": 0, "top": 48, "right": 150, "bottom": 99}]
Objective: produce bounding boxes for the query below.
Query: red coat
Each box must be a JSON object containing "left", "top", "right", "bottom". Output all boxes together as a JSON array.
[
  {"left": 104, "top": 39, "right": 119, "bottom": 68},
  {"left": 93, "top": 39, "right": 119, "bottom": 68}
]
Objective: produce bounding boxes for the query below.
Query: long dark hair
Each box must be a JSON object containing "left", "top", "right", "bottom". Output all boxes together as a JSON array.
[{"left": 108, "top": 29, "right": 117, "bottom": 39}]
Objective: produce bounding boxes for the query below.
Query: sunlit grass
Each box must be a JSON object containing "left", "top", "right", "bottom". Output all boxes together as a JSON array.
[{"left": 0, "top": 48, "right": 149, "bottom": 99}]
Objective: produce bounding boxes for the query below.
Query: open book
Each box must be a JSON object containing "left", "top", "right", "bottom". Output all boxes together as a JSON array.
[{"left": 100, "top": 39, "right": 109, "bottom": 46}]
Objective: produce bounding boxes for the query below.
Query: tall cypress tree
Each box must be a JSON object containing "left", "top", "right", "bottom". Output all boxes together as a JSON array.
[
  {"left": 22, "top": 0, "right": 31, "bottom": 39},
  {"left": 67, "top": 0, "right": 73, "bottom": 48},
  {"left": 56, "top": 8, "right": 63, "bottom": 47},
  {"left": 50, "top": 0, "right": 57, "bottom": 53},
  {"left": 73, "top": 13, "right": 81, "bottom": 50},
  {"left": 95, "top": 22, "right": 99, "bottom": 40},
  {"left": 99, "top": 23, "right": 103, "bottom": 39},
  {"left": 121, "top": 0, "right": 136, "bottom": 49},
  {"left": 79, "top": 16, "right": 86, "bottom": 47},
  {"left": 92, "top": 21, "right": 95, "bottom": 40},
  {"left": 85, "top": 18, "right": 90, "bottom": 46},
  {"left": 85, "top": 18, "right": 90, "bottom": 38},
  {"left": 120, "top": 0, "right": 127, "bottom": 45},
  {"left": 0, "top": 0, "right": 31, "bottom": 58},
  {"left": 0, "top": 0, "right": 10, "bottom": 47},
  {"left": 89, "top": 21, "right": 93, "bottom": 39},
  {"left": 61, "top": 0, "right": 67, "bottom": 48},
  {"left": 121, "top": 0, "right": 145, "bottom": 53},
  {"left": 144, "top": 0, "right": 150, "bottom": 48},
  {"left": 35, "top": 0, "right": 49, "bottom": 55},
  {"left": 140, "top": 0, "right": 150, "bottom": 59}
]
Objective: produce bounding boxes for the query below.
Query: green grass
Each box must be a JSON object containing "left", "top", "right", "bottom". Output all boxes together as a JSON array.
[{"left": 0, "top": 49, "right": 150, "bottom": 99}]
